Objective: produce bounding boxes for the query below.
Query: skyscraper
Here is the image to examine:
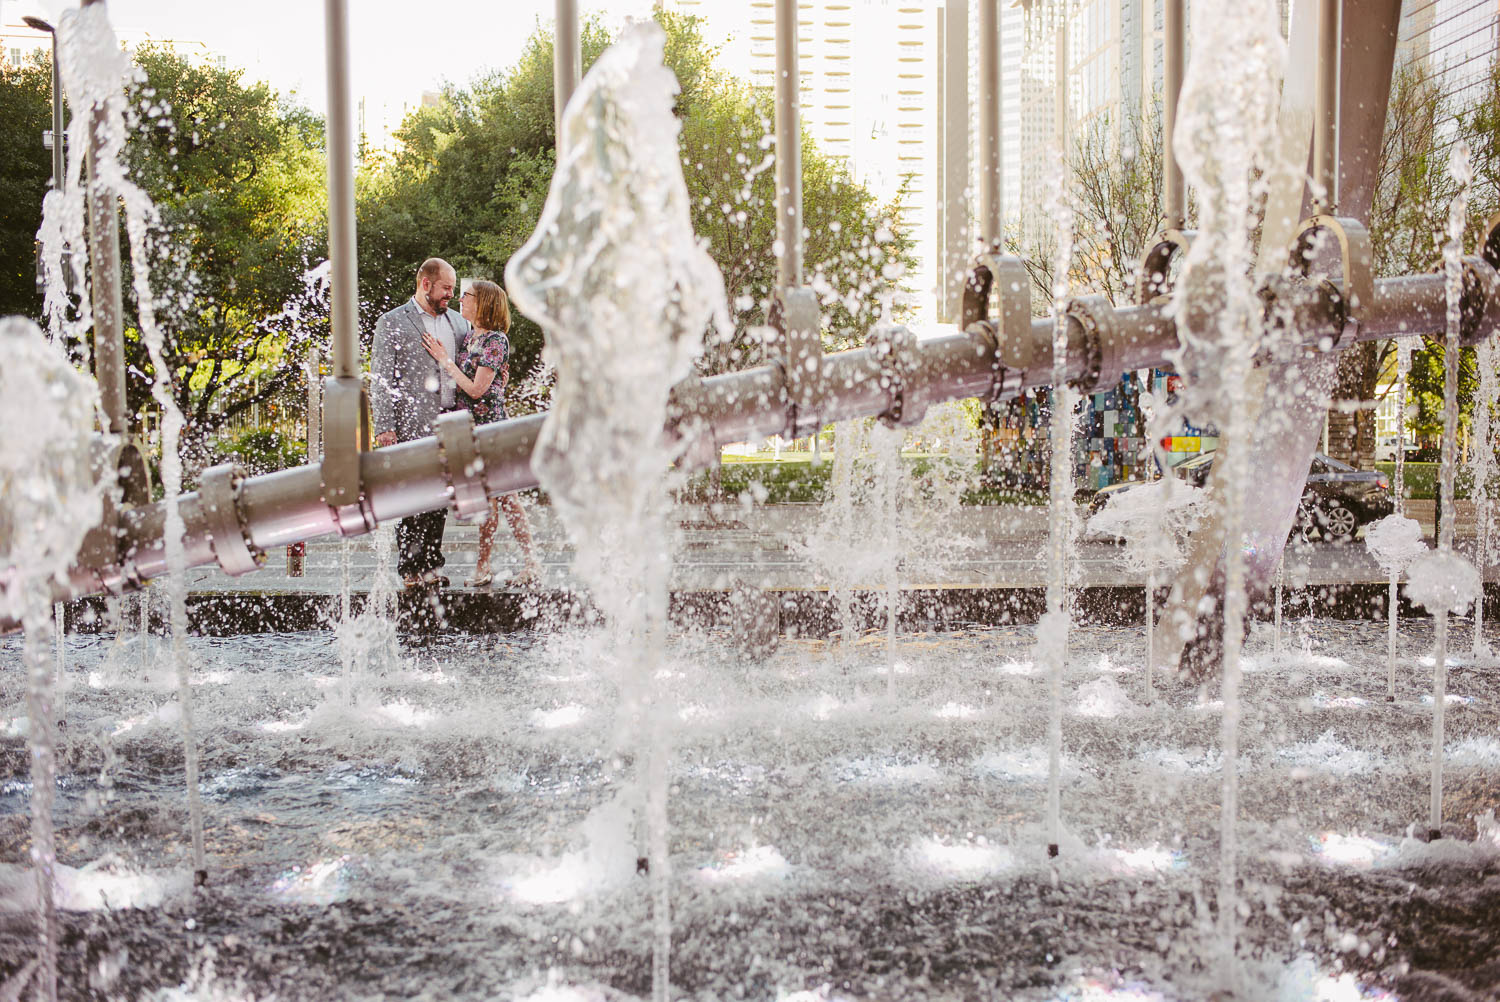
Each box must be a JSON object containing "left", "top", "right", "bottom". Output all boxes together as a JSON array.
[{"left": 666, "top": 0, "right": 1027, "bottom": 322}]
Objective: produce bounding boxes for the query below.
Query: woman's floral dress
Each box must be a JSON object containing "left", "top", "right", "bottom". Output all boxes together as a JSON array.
[{"left": 457, "top": 329, "right": 509, "bottom": 424}]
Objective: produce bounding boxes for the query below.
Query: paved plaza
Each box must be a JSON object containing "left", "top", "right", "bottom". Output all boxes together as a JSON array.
[{"left": 176, "top": 498, "right": 1482, "bottom": 597}]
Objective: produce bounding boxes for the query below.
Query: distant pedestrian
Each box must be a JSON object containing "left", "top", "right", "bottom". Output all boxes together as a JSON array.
[
  {"left": 370, "top": 257, "right": 472, "bottom": 590},
  {"left": 421, "top": 279, "right": 541, "bottom": 589}
]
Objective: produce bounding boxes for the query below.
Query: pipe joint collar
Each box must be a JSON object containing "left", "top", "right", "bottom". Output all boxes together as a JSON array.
[
  {"left": 199, "top": 463, "right": 263, "bottom": 577},
  {"left": 1064, "top": 296, "right": 1121, "bottom": 393},
  {"left": 434, "top": 410, "right": 490, "bottom": 520},
  {"left": 961, "top": 251, "right": 1036, "bottom": 400}
]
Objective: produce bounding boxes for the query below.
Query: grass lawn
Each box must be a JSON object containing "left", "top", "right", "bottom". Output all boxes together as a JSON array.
[{"left": 1374, "top": 461, "right": 1500, "bottom": 500}]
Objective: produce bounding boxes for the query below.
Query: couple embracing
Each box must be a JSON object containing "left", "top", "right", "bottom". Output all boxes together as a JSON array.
[{"left": 370, "top": 257, "right": 542, "bottom": 591}]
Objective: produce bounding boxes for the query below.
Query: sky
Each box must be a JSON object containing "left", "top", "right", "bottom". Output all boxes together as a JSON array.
[{"left": 17, "top": 0, "right": 684, "bottom": 122}]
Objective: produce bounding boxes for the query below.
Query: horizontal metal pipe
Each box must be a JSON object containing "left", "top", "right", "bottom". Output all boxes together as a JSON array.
[
  {"left": 1362, "top": 273, "right": 1446, "bottom": 338},
  {"left": 15, "top": 270, "right": 1466, "bottom": 620}
]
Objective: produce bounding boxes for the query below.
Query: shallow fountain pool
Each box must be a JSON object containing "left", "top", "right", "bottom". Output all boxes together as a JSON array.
[{"left": 1, "top": 619, "right": 1497, "bottom": 1000}]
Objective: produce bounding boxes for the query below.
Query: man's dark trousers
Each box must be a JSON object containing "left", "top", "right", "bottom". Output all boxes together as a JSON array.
[{"left": 397, "top": 509, "right": 447, "bottom": 581}]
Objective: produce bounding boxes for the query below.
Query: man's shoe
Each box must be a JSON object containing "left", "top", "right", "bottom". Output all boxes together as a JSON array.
[
  {"left": 466, "top": 570, "right": 493, "bottom": 589},
  {"left": 420, "top": 569, "right": 450, "bottom": 589}
]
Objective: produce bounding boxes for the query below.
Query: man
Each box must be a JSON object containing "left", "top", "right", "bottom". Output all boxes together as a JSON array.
[{"left": 370, "top": 258, "right": 473, "bottom": 588}]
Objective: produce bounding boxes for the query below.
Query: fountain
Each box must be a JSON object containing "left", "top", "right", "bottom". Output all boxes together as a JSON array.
[{"left": 3, "top": 1, "right": 1500, "bottom": 1000}]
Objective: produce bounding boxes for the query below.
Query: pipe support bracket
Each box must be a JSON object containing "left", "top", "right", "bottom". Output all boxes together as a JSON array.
[
  {"left": 961, "top": 251, "right": 1034, "bottom": 403},
  {"left": 867, "top": 323, "right": 924, "bottom": 427},
  {"left": 1459, "top": 254, "right": 1500, "bottom": 347},
  {"left": 1289, "top": 215, "right": 1373, "bottom": 348},
  {"left": 320, "top": 375, "right": 375, "bottom": 536},
  {"left": 199, "top": 464, "right": 263, "bottom": 577},
  {"left": 772, "top": 287, "right": 824, "bottom": 436},
  {"left": 433, "top": 410, "right": 489, "bottom": 520},
  {"left": 1134, "top": 228, "right": 1195, "bottom": 303}
]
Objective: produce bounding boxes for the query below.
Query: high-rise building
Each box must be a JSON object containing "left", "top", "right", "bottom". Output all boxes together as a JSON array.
[
  {"left": 666, "top": 0, "right": 1030, "bottom": 322},
  {"left": 1398, "top": 0, "right": 1499, "bottom": 120}
]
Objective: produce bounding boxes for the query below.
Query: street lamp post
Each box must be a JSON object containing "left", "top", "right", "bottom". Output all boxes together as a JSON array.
[{"left": 22, "top": 16, "right": 64, "bottom": 195}]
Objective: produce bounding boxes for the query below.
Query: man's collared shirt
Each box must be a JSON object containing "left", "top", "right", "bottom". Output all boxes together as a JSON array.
[{"left": 412, "top": 296, "right": 457, "bottom": 408}]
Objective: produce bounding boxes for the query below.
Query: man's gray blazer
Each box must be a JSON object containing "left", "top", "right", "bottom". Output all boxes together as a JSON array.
[{"left": 370, "top": 299, "right": 473, "bottom": 443}]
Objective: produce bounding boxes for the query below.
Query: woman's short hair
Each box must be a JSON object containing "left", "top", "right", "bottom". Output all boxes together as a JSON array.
[{"left": 468, "top": 279, "right": 511, "bottom": 333}]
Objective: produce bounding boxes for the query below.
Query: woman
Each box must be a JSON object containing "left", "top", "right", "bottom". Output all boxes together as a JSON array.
[{"left": 421, "top": 279, "right": 541, "bottom": 589}]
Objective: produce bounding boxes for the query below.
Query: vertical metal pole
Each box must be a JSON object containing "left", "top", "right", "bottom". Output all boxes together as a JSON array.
[
  {"left": 49, "top": 35, "right": 64, "bottom": 195},
  {"left": 979, "top": 0, "right": 1002, "bottom": 244},
  {"left": 1163, "top": 0, "right": 1186, "bottom": 227},
  {"left": 554, "top": 0, "right": 580, "bottom": 150},
  {"left": 942, "top": 0, "right": 970, "bottom": 321},
  {"left": 324, "top": 0, "right": 359, "bottom": 381},
  {"left": 84, "top": 99, "right": 126, "bottom": 435},
  {"left": 1313, "top": 0, "right": 1339, "bottom": 214},
  {"left": 774, "top": 0, "right": 804, "bottom": 290},
  {"left": 1054, "top": 8, "right": 1067, "bottom": 148}
]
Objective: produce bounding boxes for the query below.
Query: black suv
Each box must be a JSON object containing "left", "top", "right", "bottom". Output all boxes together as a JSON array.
[{"left": 1088, "top": 451, "right": 1393, "bottom": 541}]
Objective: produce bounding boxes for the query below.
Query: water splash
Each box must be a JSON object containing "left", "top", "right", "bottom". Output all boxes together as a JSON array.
[
  {"left": 1169, "top": 0, "right": 1285, "bottom": 986},
  {"left": 505, "top": 23, "right": 729, "bottom": 1002},
  {"left": 0, "top": 317, "right": 103, "bottom": 1002},
  {"left": 51, "top": 1, "right": 208, "bottom": 876},
  {"left": 1469, "top": 326, "right": 1497, "bottom": 657},
  {"left": 1429, "top": 138, "right": 1474, "bottom": 837},
  {"left": 1040, "top": 146, "right": 1077, "bottom": 859}
]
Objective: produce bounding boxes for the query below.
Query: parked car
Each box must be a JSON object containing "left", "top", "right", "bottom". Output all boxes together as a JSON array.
[
  {"left": 1087, "top": 451, "right": 1393, "bottom": 541},
  {"left": 1374, "top": 435, "right": 1420, "bottom": 463}
]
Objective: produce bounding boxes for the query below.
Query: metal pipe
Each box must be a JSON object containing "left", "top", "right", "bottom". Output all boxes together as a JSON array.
[
  {"left": 1054, "top": 6, "right": 1067, "bottom": 150},
  {"left": 323, "top": 0, "right": 359, "bottom": 380},
  {"left": 774, "top": 0, "right": 803, "bottom": 289},
  {"left": 554, "top": 0, "right": 580, "bottom": 149},
  {"left": 21, "top": 18, "right": 67, "bottom": 195},
  {"left": 979, "top": 0, "right": 1002, "bottom": 243},
  {"left": 1313, "top": 0, "right": 1340, "bottom": 213},
  {"left": 85, "top": 107, "right": 126, "bottom": 437},
  {"left": 941, "top": 0, "right": 970, "bottom": 321},
  {"left": 16, "top": 268, "right": 1481, "bottom": 621},
  {"left": 80, "top": 0, "right": 125, "bottom": 436},
  {"left": 50, "top": 39, "right": 64, "bottom": 194},
  {"left": 1163, "top": 0, "right": 1186, "bottom": 228}
]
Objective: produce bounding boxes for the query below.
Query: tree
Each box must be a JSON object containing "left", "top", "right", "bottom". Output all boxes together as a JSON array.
[
  {"left": 356, "top": 10, "right": 914, "bottom": 400},
  {"left": 1331, "top": 59, "right": 1500, "bottom": 463},
  {"left": 1, "top": 47, "right": 327, "bottom": 470},
  {"left": 122, "top": 45, "right": 329, "bottom": 469},
  {"left": 1006, "top": 108, "right": 1177, "bottom": 308},
  {"left": 0, "top": 54, "right": 54, "bottom": 320}
]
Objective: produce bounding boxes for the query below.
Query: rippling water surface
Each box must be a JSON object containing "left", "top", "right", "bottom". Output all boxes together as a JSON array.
[{"left": 1, "top": 620, "right": 1498, "bottom": 1000}]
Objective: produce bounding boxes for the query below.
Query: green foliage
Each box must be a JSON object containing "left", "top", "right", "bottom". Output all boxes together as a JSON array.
[
  {"left": 211, "top": 427, "right": 308, "bottom": 477},
  {"left": 122, "top": 46, "right": 329, "bottom": 467},
  {"left": 1374, "top": 461, "right": 1500, "bottom": 500},
  {"left": 1363, "top": 61, "right": 1500, "bottom": 449},
  {"left": 1405, "top": 343, "right": 1479, "bottom": 444},
  {"left": 0, "top": 54, "right": 54, "bottom": 320},
  {"left": 355, "top": 10, "right": 915, "bottom": 390}
]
